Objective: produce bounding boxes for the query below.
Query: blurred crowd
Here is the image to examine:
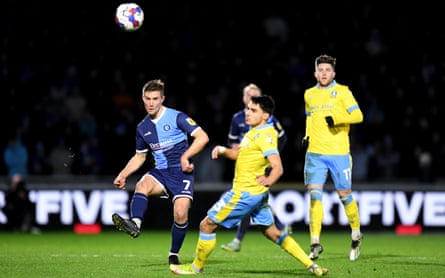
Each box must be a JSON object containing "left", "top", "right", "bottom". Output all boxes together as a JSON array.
[{"left": 1, "top": 1, "right": 443, "bottom": 183}]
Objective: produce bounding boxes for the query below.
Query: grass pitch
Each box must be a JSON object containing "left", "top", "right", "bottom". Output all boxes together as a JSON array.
[{"left": 1, "top": 229, "right": 444, "bottom": 277}]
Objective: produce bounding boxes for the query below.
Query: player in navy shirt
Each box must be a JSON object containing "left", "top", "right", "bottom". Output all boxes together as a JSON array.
[{"left": 111, "top": 79, "right": 209, "bottom": 270}]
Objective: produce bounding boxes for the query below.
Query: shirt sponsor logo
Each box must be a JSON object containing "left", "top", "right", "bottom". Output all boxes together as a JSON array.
[{"left": 186, "top": 118, "right": 197, "bottom": 126}]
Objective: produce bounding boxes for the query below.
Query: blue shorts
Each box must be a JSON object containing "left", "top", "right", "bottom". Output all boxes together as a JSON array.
[
  {"left": 304, "top": 152, "right": 352, "bottom": 190},
  {"left": 207, "top": 189, "right": 274, "bottom": 229},
  {"left": 148, "top": 167, "right": 194, "bottom": 201}
]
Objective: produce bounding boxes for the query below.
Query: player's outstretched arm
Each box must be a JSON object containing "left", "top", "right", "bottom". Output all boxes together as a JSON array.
[
  {"left": 211, "top": 145, "right": 238, "bottom": 160},
  {"left": 113, "top": 152, "right": 147, "bottom": 190}
]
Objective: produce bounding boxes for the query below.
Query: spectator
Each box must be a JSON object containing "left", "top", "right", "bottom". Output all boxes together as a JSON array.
[
  {"left": 4, "top": 174, "right": 39, "bottom": 233},
  {"left": 3, "top": 133, "right": 28, "bottom": 177}
]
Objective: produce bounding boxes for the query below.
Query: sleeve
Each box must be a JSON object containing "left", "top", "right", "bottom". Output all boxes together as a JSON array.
[
  {"left": 304, "top": 91, "right": 312, "bottom": 138},
  {"left": 135, "top": 129, "right": 149, "bottom": 152},
  {"left": 227, "top": 115, "right": 241, "bottom": 147},
  {"left": 261, "top": 130, "right": 279, "bottom": 157},
  {"left": 332, "top": 89, "right": 363, "bottom": 125},
  {"left": 177, "top": 112, "right": 200, "bottom": 135},
  {"left": 270, "top": 115, "right": 287, "bottom": 152},
  {"left": 277, "top": 132, "right": 288, "bottom": 152}
]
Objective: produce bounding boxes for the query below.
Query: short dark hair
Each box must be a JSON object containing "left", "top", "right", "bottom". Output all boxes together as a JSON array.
[
  {"left": 251, "top": 95, "right": 275, "bottom": 115},
  {"left": 315, "top": 54, "right": 336, "bottom": 70},
  {"left": 142, "top": 79, "right": 165, "bottom": 95}
]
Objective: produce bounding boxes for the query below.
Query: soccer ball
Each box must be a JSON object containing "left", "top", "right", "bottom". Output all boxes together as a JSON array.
[{"left": 115, "top": 3, "right": 144, "bottom": 31}]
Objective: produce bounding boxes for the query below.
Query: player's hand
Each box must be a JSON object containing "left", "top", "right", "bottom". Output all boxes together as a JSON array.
[
  {"left": 181, "top": 157, "right": 194, "bottom": 173},
  {"left": 113, "top": 175, "right": 127, "bottom": 190},
  {"left": 256, "top": 175, "right": 270, "bottom": 187},
  {"left": 211, "top": 146, "right": 226, "bottom": 159},
  {"left": 325, "top": 116, "right": 334, "bottom": 128},
  {"left": 302, "top": 136, "right": 309, "bottom": 149}
]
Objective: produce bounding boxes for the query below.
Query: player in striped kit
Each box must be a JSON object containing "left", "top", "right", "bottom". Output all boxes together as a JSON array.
[{"left": 111, "top": 79, "right": 209, "bottom": 270}]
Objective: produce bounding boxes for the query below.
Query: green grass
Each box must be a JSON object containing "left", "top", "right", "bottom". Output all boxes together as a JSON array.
[{"left": 0, "top": 229, "right": 444, "bottom": 277}]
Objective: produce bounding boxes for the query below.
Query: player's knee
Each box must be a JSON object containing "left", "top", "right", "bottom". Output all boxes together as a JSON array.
[
  {"left": 173, "top": 210, "right": 189, "bottom": 223},
  {"left": 135, "top": 176, "right": 159, "bottom": 195},
  {"left": 309, "top": 188, "right": 323, "bottom": 201},
  {"left": 339, "top": 194, "right": 353, "bottom": 205},
  {"left": 200, "top": 217, "right": 217, "bottom": 233}
]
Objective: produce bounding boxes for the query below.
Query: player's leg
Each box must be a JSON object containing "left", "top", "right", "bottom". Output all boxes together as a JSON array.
[
  {"left": 273, "top": 213, "right": 285, "bottom": 230},
  {"left": 171, "top": 216, "right": 218, "bottom": 275},
  {"left": 307, "top": 186, "right": 324, "bottom": 259},
  {"left": 168, "top": 170, "right": 195, "bottom": 268},
  {"left": 331, "top": 154, "right": 363, "bottom": 261},
  {"left": 112, "top": 173, "right": 165, "bottom": 238},
  {"left": 192, "top": 217, "right": 218, "bottom": 269},
  {"left": 270, "top": 207, "right": 292, "bottom": 234},
  {"left": 169, "top": 196, "right": 191, "bottom": 267},
  {"left": 257, "top": 200, "right": 328, "bottom": 276},
  {"left": 338, "top": 190, "right": 362, "bottom": 260},
  {"left": 221, "top": 215, "right": 250, "bottom": 252},
  {"left": 338, "top": 191, "right": 362, "bottom": 260},
  {"left": 263, "top": 225, "right": 328, "bottom": 276},
  {"left": 304, "top": 153, "right": 328, "bottom": 260},
  {"left": 172, "top": 189, "right": 246, "bottom": 274},
  {"left": 235, "top": 215, "right": 251, "bottom": 242}
]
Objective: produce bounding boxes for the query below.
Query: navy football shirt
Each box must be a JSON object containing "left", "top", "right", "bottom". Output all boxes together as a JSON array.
[{"left": 135, "top": 107, "right": 200, "bottom": 169}]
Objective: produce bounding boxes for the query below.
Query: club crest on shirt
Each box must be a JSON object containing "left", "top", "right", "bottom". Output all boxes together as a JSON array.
[
  {"left": 266, "top": 134, "right": 274, "bottom": 144},
  {"left": 186, "top": 117, "right": 197, "bottom": 126},
  {"left": 240, "top": 137, "right": 248, "bottom": 147}
]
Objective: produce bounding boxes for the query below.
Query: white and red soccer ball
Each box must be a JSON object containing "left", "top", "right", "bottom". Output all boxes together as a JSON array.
[{"left": 115, "top": 3, "right": 144, "bottom": 31}]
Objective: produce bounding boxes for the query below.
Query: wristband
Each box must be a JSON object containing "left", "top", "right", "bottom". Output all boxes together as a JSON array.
[{"left": 218, "top": 146, "right": 226, "bottom": 154}]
